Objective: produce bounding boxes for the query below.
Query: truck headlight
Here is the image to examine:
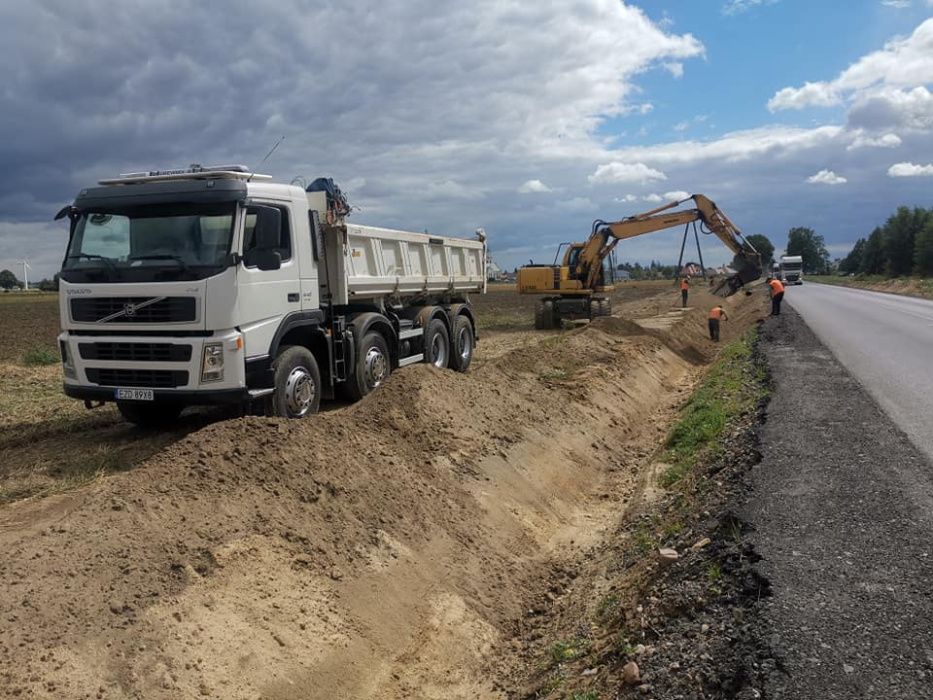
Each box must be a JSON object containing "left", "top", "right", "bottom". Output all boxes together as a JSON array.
[
  {"left": 60, "top": 340, "right": 76, "bottom": 379},
  {"left": 201, "top": 343, "right": 224, "bottom": 383}
]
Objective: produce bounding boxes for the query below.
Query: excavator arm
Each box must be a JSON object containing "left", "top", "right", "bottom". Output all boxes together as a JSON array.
[{"left": 578, "top": 194, "right": 762, "bottom": 296}]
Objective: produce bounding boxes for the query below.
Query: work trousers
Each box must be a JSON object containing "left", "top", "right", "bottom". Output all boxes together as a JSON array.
[
  {"left": 771, "top": 291, "right": 784, "bottom": 316},
  {"left": 681, "top": 289, "right": 688, "bottom": 308},
  {"left": 708, "top": 318, "right": 720, "bottom": 342}
]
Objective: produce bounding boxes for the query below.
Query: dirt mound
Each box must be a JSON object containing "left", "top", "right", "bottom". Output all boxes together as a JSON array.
[{"left": 0, "top": 288, "right": 767, "bottom": 699}]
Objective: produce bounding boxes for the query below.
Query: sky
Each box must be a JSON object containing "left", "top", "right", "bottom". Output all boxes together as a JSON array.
[{"left": 1, "top": 0, "right": 932, "bottom": 280}]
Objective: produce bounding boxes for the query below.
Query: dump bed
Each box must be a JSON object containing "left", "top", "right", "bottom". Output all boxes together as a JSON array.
[{"left": 322, "top": 222, "right": 487, "bottom": 304}]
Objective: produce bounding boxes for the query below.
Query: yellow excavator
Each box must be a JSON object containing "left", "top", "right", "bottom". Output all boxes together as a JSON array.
[{"left": 517, "top": 194, "right": 762, "bottom": 329}]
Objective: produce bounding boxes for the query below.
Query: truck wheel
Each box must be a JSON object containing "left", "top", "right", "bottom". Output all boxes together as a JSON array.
[
  {"left": 270, "top": 346, "right": 321, "bottom": 418},
  {"left": 424, "top": 318, "right": 450, "bottom": 369},
  {"left": 450, "top": 315, "right": 474, "bottom": 372},
  {"left": 117, "top": 402, "right": 183, "bottom": 429},
  {"left": 344, "top": 331, "right": 391, "bottom": 401}
]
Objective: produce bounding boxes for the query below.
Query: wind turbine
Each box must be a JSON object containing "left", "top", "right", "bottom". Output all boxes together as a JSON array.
[{"left": 19, "top": 259, "right": 31, "bottom": 290}]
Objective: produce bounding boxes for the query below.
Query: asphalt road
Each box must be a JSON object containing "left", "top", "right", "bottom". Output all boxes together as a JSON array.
[
  {"left": 785, "top": 282, "right": 933, "bottom": 462},
  {"left": 748, "top": 311, "right": 933, "bottom": 699}
]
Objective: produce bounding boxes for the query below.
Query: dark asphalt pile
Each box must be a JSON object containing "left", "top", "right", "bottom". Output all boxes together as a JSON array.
[{"left": 748, "top": 310, "right": 933, "bottom": 699}]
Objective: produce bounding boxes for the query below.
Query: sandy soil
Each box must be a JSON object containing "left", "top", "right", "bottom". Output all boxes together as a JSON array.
[{"left": 0, "top": 284, "right": 765, "bottom": 699}]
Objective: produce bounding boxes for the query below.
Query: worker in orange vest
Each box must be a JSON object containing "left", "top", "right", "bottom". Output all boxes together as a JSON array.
[
  {"left": 708, "top": 305, "right": 727, "bottom": 342},
  {"left": 767, "top": 277, "right": 785, "bottom": 316},
  {"left": 680, "top": 276, "right": 690, "bottom": 308}
]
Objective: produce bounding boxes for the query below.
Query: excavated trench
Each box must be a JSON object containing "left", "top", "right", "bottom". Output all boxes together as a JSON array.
[{"left": 0, "top": 288, "right": 764, "bottom": 699}]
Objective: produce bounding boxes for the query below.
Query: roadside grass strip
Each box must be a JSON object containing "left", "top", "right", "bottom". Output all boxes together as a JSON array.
[{"left": 661, "top": 329, "right": 767, "bottom": 487}]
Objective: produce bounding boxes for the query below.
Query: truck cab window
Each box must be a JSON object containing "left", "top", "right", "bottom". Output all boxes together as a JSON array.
[{"left": 243, "top": 206, "right": 291, "bottom": 263}]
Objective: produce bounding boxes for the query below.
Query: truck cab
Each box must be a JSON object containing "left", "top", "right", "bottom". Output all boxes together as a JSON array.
[{"left": 56, "top": 165, "right": 485, "bottom": 426}]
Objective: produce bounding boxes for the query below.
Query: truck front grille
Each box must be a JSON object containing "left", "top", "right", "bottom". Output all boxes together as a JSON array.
[
  {"left": 85, "top": 368, "right": 188, "bottom": 388},
  {"left": 78, "top": 342, "right": 192, "bottom": 362},
  {"left": 71, "top": 297, "right": 196, "bottom": 324}
]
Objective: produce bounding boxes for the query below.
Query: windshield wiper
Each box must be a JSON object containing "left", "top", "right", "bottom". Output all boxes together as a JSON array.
[
  {"left": 66, "top": 253, "right": 119, "bottom": 278},
  {"left": 127, "top": 254, "right": 193, "bottom": 274}
]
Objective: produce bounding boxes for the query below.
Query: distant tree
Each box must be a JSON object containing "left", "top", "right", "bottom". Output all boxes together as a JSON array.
[
  {"left": 882, "top": 206, "right": 927, "bottom": 277},
  {"left": 838, "top": 238, "right": 866, "bottom": 274},
  {"left": 786, "top": 227, "right": 830, "bottom": 274},
  {"left": 735, "top": 234, "right": 774, "bottom": 271},
  {"left": 859, "top": 227, "right": 885, "bottom": 275},
  {"left": 37, "top": 276, "right": 60, "bottom": 292},
  {"left": 0, "top": 269, "right": 21, "bottom": 290},
  {"left": 914, "top": 218, "right": 933, "bottom": 277}
]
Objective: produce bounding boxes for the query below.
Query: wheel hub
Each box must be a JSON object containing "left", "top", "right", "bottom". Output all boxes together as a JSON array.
[
  {"left": 364, "top": 346, "right": 388, "bottom": 388},
  {"left": 458, "top": 327, "right": 472, "bottom": 363},
  {"left": 432, "top": 333, "right": 449, "bottom": 368},
  {"left": 284, "top": 366, "right": 316, "bottom": 417}
]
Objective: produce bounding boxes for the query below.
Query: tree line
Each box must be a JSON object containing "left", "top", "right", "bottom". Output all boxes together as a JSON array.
[
  {"left": 838, "top": 206, "right": 933, "bottom": 277},
  {"left": 0, "top": 269, "right": 59, "bottom": 291}
]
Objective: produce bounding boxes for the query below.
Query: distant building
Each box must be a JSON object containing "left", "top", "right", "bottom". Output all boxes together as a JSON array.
[{"left": 486, "top": 254, "right": 505, "bottom": 281}]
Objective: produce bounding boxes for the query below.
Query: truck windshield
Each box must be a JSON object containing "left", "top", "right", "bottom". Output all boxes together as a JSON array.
[{"left": 61, "top": 204, "right": 236, "bottom": 282}]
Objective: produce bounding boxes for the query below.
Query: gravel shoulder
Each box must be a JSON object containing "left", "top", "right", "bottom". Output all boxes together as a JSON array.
[{"left": 748, "top": 309, "right": 933, "bottom": 699}]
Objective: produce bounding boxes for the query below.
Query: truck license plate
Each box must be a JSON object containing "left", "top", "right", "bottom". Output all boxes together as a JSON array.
[{"left": 115, "top": 388, "right": 154, "bottom": 401}]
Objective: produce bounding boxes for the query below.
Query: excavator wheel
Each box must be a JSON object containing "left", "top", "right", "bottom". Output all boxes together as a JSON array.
[
  {"left": 598, "top": 298, "right": 612, "bottom": 316},
  {"left": 534, "top": 300, "right": 555, "bottom": 330},
  {"left": 588, "top": 299, "right": 600, "bottom": 319}
]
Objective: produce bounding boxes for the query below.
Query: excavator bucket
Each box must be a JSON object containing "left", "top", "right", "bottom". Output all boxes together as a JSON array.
[{"left": 711, "top": 259, "right": 763, "bottom": 297}]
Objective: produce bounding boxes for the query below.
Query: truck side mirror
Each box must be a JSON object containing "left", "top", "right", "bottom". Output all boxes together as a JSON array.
[{"left": 243, "top": 206, "right": 282, "bottom": 271}]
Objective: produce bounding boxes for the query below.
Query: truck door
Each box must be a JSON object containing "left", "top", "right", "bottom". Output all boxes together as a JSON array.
[{"left": 237, "top": 203, "right": 300, "bottom": 359}]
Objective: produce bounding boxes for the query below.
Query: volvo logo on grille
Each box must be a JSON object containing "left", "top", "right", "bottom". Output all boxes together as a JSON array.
[{"left": 96, "top": 296, "right": 166, "bottom": 323}]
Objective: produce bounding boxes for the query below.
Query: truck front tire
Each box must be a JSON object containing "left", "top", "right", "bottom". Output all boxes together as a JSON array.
[
  {"left": 424, "top": 318, "right": 450, "bottom": 369},
  {"left": 450, "top": 315, "right": 474, "bottom": 372},
  {"left": 270, "top": 346, "right": 321, "bottom": 418},
  {"left": 117, "top": 402, "right": 183, "bottom": 429},
  {"left": 344, "top": 331, "right": 391, "bottom": 401}
]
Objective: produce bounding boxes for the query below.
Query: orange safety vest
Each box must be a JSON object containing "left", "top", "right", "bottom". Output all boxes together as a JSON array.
[
  {"left": 769, "top": 279, "right": 785, "bottom": 296},
  {"left": 708, "top": 307, "right": 725, "bottom": 320},
  {"left": 680, "top": 279, "right": 689, "bottom": 291}
]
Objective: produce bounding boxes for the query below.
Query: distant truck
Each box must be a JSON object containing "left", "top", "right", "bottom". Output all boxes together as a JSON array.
[
  {"left": 54, "top": 165, "right": 486, "bottom": 426},
  {"left": 779, "top": 255, "right": 803, "bottom": 285}
]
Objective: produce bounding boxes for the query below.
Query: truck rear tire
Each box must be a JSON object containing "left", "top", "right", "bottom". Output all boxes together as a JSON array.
[
  {"left": 270, "top": 346, "right": 321, "bottom": 418},
  {"left": 424, "top": 318, "right": 450, "bottom": 369},
  {"left": 450, "top": 315, "right": 474, "bottom": 372},
  {"left": 344, "top": 331, "right": 391, "bottom": 401},
  {"left": 117, "top": 402, "right": 183, "bottom": 428}
]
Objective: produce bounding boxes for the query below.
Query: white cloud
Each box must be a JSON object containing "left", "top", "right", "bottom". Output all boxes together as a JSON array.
[
  {"left": 807, "top": 169, "right": 848, "bottom": 185},
  {"left": 888, "top": 161, "right": 933, "bottom": 176},
  {"left": 518, "top": 179, "right": 551, "bottom": 193},
  {"left": 722, "top": 0, "right": 778, "bottom": 15},
  {"left": 643, "top": 194, "right": 664, "bottom": 203},
  {"left": 768, "top": 82, "right": 841, "bottom": 111},
  {"left": 881, "top": 0, "right": 911, "bottom": 7},
  {"left": 847, "top": 131, "right": 902, "bottom": 150},
  {"left": 555, "top": 197, "right": 596, "bottom": 211},
  {"left": 614, "top": 194, "right": 640, "bottom": 203},
  {"left": 769, "top": 18, "right": 933, "bottom": 111},
  {"left": 663, "top": 190, "right": 691, "bottom": 201},
  {"left": 664, "top": 62, "right": 684, "bottom": 78},
  {"left": 673, "top": 121, "right": 690, "bottom": 132},
  {"left": 848, "top": 86, "right": 933, "bottom": 130},
  {"left": 588, "top": 161, "right": 667, "bottom": 185}
]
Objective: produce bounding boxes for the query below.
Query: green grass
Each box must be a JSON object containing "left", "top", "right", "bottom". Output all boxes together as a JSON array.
[
  {"left": 550, "top": 638, "right": 590, "bottom": 663},
  {"left": 567, "top": 692, "right": 599, "bottom": 700},
  {"left": 660, "top": 329, "right": 766, "bottom": 487},
  {"left": 808, "top": 274, "right": 933, "bottom": 300},
  {"left": 22, "top": 346, "right": 59, "bottom": 366}
]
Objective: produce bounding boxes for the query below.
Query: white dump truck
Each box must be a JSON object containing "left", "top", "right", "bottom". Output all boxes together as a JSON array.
[{"left": 55, "top": 165, "right": 486, "bottom": 426}]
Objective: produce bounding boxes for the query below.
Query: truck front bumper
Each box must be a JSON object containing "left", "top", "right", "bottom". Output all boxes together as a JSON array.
[{"left": 63, "top": 384, "right": 250, "bottom": 405}]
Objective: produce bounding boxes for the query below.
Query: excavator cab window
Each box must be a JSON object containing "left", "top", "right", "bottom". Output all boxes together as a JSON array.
[{"left": 567, "top": 246, "right": 581, "bottom": 277}]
